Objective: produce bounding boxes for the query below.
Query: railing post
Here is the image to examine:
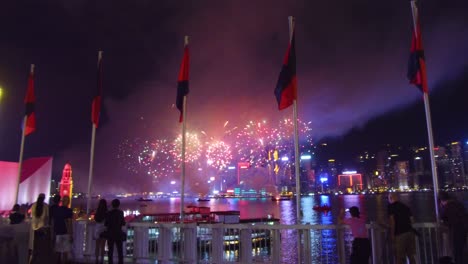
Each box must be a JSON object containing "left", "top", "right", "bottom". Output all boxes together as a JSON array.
[
  {"left": 240, "top": 228, "right": 252, "bottom": 263},
  {"left": 303, "top": 227, "right": 311, "bottom": 264},
  {"left": 133, "top": 224, "right": 150, "bottom": 263},
  {"left": 72, "top": 220, "right": 87, "bottom": 262},
  {"left": 157, "top": 224, "right": 173, "bottom": 263},
  {"left": 84, "top": 221, "right": 96, "bottom": 261},
  {"left": 370, "top": 222, "right": 378, "bottom": 264},
  {"left": 271, "top": 227, "right": 281, "bottom": 264},
  {"left": 337, "top": 225, "right": 346, "bottom": 264},
  {"left": 182, "top": 223, "right": 197, "bottom": 263},
  {"left": 211, "top": 224, "right": 224, "bottom": 263}
]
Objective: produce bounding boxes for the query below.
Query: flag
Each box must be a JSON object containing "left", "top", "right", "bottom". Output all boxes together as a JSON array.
[
  {"left": 24, "top": 66, "right": 36, "bottom": 136},
  {"left": 407, "top": 19, "right": 428, "bottom": 93},
  {"left": 176, "top": 43, "right": 189, "bottom": 122},
  {"left": 92, "top": 52, "right": 103, "bottom": 127},
  {"left": 274, "top": 30, "right": 297, "bottom": 110}
]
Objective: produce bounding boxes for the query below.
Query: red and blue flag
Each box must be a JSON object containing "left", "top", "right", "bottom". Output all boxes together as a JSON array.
[
  {"left": 274, "top": 31, "right": 297, "bottom": 110},
  {"left": 407, "top": 20, "right": 428, "bottom": 93},
  {"left": 92, "top": 52, "right": 103, "bottom": 127},
  {"left": 24, "top": 66, "right": 36, "bottom": 136},
  {"left": 176, "top": 43, "right": 189, "bottom": 122}
]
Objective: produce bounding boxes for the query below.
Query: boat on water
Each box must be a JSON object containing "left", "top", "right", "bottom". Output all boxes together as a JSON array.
[
  {"left": 271, "top": 191, "right": 293, "bottom": 201},
  {"left": 136, "top": 197, "right": 153, "bottom": 202},
  {"left": 313, "top": 204, "right": 331, "bottom": 212}
]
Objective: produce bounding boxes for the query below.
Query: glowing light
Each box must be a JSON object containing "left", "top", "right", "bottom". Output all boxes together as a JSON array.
[
  {"left": 328, "top": 159, "right": 335, "bottom": 162},
  {"left": 281, "top": 156, "right": 289, "bottom": 161},
  {"left": 205, "top": 140, "right": 232, "bottom": 170},
  {"left": 415, "top": 157, "right": 421, "bottom": 160},
  {"left": 342, "top": 170, "right": 357, "bottom": 175},
  {"left": 170, "top": 181, "right": 176, "bottom": 184},
  {"left": 228, "top": 166, "right": 236, "bottom": 170},
  {"left": 300, "top": 154, "right": 311, "bottom": 160},
  {"left": 320, "top": 177, "right": 328, "bottom": 183},
  {"left": 172, "top": 132, "right": 202, "bottom": 163}
]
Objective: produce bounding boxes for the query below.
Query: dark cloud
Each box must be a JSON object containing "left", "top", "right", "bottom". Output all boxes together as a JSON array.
[{"left": 0, "top": 0, "right": 467, "bottom": 192}]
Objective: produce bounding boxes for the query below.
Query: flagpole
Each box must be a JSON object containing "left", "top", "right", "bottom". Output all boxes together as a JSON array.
[
  {"left": 15, "top": 116, "right": 27, "bottom": 204},
  {"left": 15, "top": 64, "right": 34, "bottom": 204},
  {"left": 180, "top": 36, "right": 189, "bottom": 221},
  {"left": 410, "top": 1, "right": 440, "bottom": 222},
  {"left": 288, "top": 16, "right": 301, "bottom": 225},
  {"left": 288, "top": 16, "right": 302, "bottom": 263},
  {"left": 86, "top": 51, "right": 102, "bottom": 215}
]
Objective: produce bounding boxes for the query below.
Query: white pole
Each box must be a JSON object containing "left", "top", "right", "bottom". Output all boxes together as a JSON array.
[
  {"left": 410, "top": 1, "right": 440, "bottom": 222},
  {"left": 15, "top": 116, "right": 27, "bottom": 204},
  {"left": 86, "top": 51, "right": 102, "bottom": 215},
  {"left": 15, "top": 64, "right": 35, "bottom": 204},
  {"left": 287, "top": 16, "right": 301, "bottom": 225},
  {"left": 288, "top": 16, "right": 302, "bottom": 263},
  {"left": 86, "top": 124, "right": 97, "bottom": 215},
  {"left": 180, "top": 36, "right": 189, "bottom": 221}
]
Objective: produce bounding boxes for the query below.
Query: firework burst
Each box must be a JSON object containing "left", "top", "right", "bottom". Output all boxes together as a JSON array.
[
  {"left": 171, "top": 132, "right": 202, "bottom": 163},
  {"left": 205, "top": 140, "right": 233, "bottom": 170}
]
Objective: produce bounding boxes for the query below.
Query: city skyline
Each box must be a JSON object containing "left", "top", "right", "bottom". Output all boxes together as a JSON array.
[{"left": 0, "top": 0, "right": 467, "bottom": 193}]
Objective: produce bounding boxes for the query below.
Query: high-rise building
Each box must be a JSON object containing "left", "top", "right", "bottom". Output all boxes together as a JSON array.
[
  {"left": 357, "top": 151, "right": 376, "bottom": 189},
  {"left": 434, "top": 147, "right": 452, "bottom": 188},
  {"left": 395, "top": 161, "right": 410, "bottom": 190},
  {"left": 413, "top": 156, "right": 423, "bottom": 189},
  {"left": 327, "top": 159, "right": 338, "bottom": 189},
  {"left": 449, "top": 142, "right": 466, "bottom": 187}
]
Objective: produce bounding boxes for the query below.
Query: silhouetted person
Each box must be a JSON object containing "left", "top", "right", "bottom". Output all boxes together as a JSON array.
[
  {"left": 9, "top": 204, "right": 25, "bottom": 224},
  {"left": 339, "top": 206, "right": 371, "bottom": 264},
  {"left": 49, "top": 193, "right": 61, "bottom": 253},
  {"left": 94, "top": 199, "right": 108, "bottom": 264},
  {"left": 53, "top": 196, "right": 73, "bottom": 263},
  {"left": 388, "top": 193, "right": 416, "bottom": 264},
  {"left": 29, "top": 193, "right": 50, "bottom": 263},
  {"left": 105, "top": 199, "right": 125, "bottom": 264},
  {"left": 439, "top": 191, "right": 467, "bottom": 264}
]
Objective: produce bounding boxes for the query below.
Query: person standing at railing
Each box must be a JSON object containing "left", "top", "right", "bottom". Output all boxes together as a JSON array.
[
  {"left": 438, "top": 191, "right": 467, "bottom": 264},
  {"left": 105, "top": 199, "right": 126, "bottom": 264},
  {"left": 29, "top": 193, "right": 50, "bottom": 263},
  {"left": 94, "top": 199, "right": 108, "bottom": 264},
  {"left": 387, "top": 193, "right": 416, "bottom": 264},
  {"left": 9, "top": 204, "right": 25, "bottom": 224},
  {"left": 339, "top": 206, "right": 371, "bottom": 264},
  {"left": 53, "top": 196, "right": 73, "bottom": 264}
]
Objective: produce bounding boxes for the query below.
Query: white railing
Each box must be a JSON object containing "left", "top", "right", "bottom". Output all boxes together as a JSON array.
[{"left": 71, "top": 220, "right": 450, "bottom": 264}]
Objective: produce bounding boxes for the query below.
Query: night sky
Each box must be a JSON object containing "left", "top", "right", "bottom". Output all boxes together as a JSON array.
[{"left": 0, "top": 0, "right": 467, "bottom": 193}]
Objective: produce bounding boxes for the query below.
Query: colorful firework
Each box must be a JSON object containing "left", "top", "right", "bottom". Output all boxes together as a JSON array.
[
  {"left": 233, "top": 120, "right": 277, "bottom": 167},
  {"left": 147, "top": 139, "right": 176, "bottom": 179},
  {"left": 117, "top": 138, "right": 176, "bottom": 179},
  {"left": 274, "top": 118, "right": 313, "bottom": 151},
  {"left": 117, "top": 138, "right": 148, "bottom": 175},
  {"left": 171, "top": 132, "right": 202, "bottom": 163},
  {"left": 205, "top": 140, "right": 233, "bottom": 170}
]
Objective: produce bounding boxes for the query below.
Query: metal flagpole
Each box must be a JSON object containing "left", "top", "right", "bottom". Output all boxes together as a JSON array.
[
  {"left": 86, "top": 51, "right": 102, "bottom": 215},
  {"left": 410, "top": 1, "right": 440, "bottom": 222},
  {"left": 288, "top": 16, "right": 302, "bottom": 263},
  {"left": 15, "top": 64, "right": 34, "bottom": 204},
  {"left": 180, "top": 36, "right": 189, "bottom": 221},
  {"left": 288, "top": 16, "right": 301, "bottom": 225},
  {"left": 15, "top": 116, "right": 27, "bottom": 204}
]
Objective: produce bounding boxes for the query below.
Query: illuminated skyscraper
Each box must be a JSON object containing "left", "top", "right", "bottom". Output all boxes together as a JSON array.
[
  {"left": 449, "top": 142, "right": 466, "bottom": 187},
  {"left": 395, "top": 161, "right": 410, "bottom": 190}
]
